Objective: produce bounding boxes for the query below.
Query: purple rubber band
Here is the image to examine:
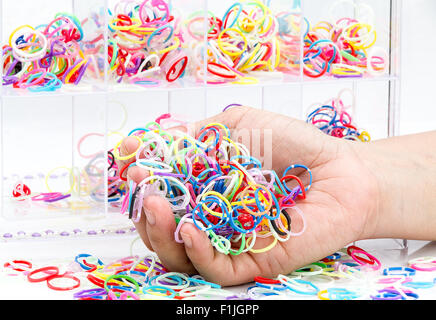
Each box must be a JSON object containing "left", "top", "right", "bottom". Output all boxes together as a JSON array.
[
  {"left": 223, "top": 104, "right": 242, "bottom": 112},
  {"left": 154, "top": 172, "right": 185, "bottom": 178},
  {"left": 44, "top": 194, "right": 71, "bottom": 203},
  {"left": 143, "top": 257, "right": 167, "bottom": 274},
  {"left": 74, "top": 288, "right": 107, "bottom": 299}
]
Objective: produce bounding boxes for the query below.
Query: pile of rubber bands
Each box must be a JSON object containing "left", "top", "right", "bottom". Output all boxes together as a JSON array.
[
  {"left": 2, "top": 12, "right": 103, "bottom": 92},
  {"left": 1, "top": 0, "right": 390, "bottom": 90},
  {"left": 108, "top": 112, "right": 311, "bottom": 255},
  {"left": 247, "top": 245, "right": 436, "bottom": 300},
  {"left": 196, "top": 0, "right": 301, "bottom": 84},
  {"left": 306, "top": 89, "right": 371, "bottom": 142},
  {"left": 303, "top": 0, "right": 389, "bottom": 78},
  {"left": 108, "top": 0, "right": 301, "bottom": 86},
  {"left": 3, "top": 245, "right": 436, "bottom": 300},
  {"left": 108, "top": 0, "right": 189, "bottom": 86}
]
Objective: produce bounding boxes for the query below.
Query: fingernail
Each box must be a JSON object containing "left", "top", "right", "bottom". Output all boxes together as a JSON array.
[
  {"left": 181, "top": 232, "right": 192, "bottom": 249},
  {"left": 144, "top": 208, "right": 156, "bottom": 226}
]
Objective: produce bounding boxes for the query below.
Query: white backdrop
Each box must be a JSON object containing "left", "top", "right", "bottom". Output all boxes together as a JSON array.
[{"left": 399, "top": 0, "right": 436, "bottom": 134}]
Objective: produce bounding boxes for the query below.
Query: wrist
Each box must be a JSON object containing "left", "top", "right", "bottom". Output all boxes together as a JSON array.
[{"left": 357, "top": 136, "right": 436, "bottom": 240}]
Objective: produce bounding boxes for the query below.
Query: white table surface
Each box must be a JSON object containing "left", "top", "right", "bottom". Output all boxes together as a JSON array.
[{"left": 1, "top": 236, "right": 436, "bottom": 300}]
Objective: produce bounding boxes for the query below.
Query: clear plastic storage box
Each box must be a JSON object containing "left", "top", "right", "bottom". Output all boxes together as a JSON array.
[{"left": 0, "top": 0, "right": 405, "bottom": 256}]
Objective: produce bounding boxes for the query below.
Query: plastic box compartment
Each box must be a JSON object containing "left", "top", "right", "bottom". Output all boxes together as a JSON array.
[
  {"left": 301, "top": 0, "right": 396, "bottom": 81},
  {"left": 1, "top": 0, "right": 108, "bottom": 94},
  {"left": 206, "top": 0, "right": 302, "bottom": 85},
  {"left": 0, "top": 93, "right": 113, "bottom": 240},
  {"left": 106, "top": 0, "right": 207, "bottom": 89}
]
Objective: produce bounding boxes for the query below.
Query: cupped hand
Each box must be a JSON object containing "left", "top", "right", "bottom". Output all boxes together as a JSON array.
[{"left": 116, "top": 105, "right": 380, "bottom": 286}]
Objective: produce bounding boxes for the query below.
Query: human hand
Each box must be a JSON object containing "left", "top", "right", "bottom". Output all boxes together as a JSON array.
[{"left": 116, "top": 105, "right": 381, "bottom": 286}]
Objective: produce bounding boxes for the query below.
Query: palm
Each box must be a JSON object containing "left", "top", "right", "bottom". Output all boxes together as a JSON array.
[{"left": 121, "top": 106, "right": 378, "bottom": 286}]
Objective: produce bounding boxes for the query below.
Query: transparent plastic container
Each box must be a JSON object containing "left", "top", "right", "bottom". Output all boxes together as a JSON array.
[{"left": 0, "top": 0, "right": 404, "bottom": 254}]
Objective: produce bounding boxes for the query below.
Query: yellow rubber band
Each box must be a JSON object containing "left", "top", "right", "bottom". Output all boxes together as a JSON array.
[
  {"left": 223, "top": 136, "right": 241, "bottom": 157},
  {"left": 231, "top": 76, "right": 259, "bottom": 85},
  {"left": 239, "top": 61, "right": 270, "bottom": 72},
  {"left": 248, "top": 236, "right": 278, "bottom": 254},
  {"left": 274, "top": 37, "right": 281, "bottom": 69},
  {"left": 9, "top": 25, "right": 35, "bottom": 46},
  {"left": 112, "top": 135, "right": 143, "bottom": 161},
  {"left": 200, "top": 191, "right": 232, "bottom": 217},
  {"left": 64, "top": 59, "right": 88, "bottom": 83},
  {"left": 156, "top": 36, "right": 180, "bottom": 55},
  {"left": 318, "top": 289, "right": 330, "bottom": 300},
  {"left": 45, "top": 166, "right": 75, "bottom": 195},
  {"left": 359, "top": 131, "right": 371, "bottom": 142},
  {"left": 109, "top": 17, "right": 142, "bottom": 31},
  {"left": 217, "top": 28, "right": 248, "bottom": 57}
]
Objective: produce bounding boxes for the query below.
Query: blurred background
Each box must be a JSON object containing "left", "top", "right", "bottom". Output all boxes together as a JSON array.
[{"left": 399, "top": 0, "right": 435, "bottom": 134}]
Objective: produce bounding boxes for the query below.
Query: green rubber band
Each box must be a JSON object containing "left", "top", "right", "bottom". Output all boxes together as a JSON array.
[
  {"left": 108, "top": 39, "right": 118, "bottom": 69},
  {"left": 340, "top": 50, "right": 359, "bottom": 62},
  {"left": 104, "top": 274, "right": 140, "bottom": 294},
  {"left": 208, "top": 230, "right": 230, "bottom": 254}
]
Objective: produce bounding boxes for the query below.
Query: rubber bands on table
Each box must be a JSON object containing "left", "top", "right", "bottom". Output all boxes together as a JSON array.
[{"left": 4, "top": 243, "right": 434, "bottom": 301}]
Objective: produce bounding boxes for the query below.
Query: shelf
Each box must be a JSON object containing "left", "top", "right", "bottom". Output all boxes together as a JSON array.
[{"left": 0, "top": 0, "right": 400, "bottom": 95}]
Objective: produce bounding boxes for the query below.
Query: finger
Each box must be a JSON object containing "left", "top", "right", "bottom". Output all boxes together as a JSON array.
[
  {"left": 127, "top": 165, "right": 148, "bottom": 184},
  {"left": 143, "top": 195, "right": 196, "bottom": 274},
  {"left": 132, "top": 205, "right": 153, "bottom": 252},
  {"left": 179, "top": 222, "right": 262, "bottom": 286},
  {"left": 118, "top": 128, "right": 188, "bottom": 253},
  {"left": 127, "top": 166, "right": 153, "bottom": 252},
  {"left": 115, "top": 137, "right": 153, "bottom": 251}
]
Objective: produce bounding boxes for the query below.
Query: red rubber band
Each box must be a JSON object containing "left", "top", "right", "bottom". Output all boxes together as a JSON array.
[
  {"left": 27, "top": 266, "right": 59, "bottom": 283},
  {"left": 347, "top": 245, "right": 376, "bottom": 265},
  {"left": 207, "top": 62, "right": 237, "bottom": 79},
  {"left": 166, "top": 56, "right": 188, "bottom": 82},
  {"left": 46, "top": 273, "right": 81, "bottom": 291},
  {"left": 304, "top": 59, "right": 329, "bottom": 78},
  {"left": 254, "top": 276, "right": 281, "bottom": 285},
  {"left": 280, "top": 175, "right": 307, "bottom": 200},
  {"left": 4, "top": 260, "right": 33, "bottom": 272},
  {"left": 119, "top": 159, "right": 136, "bottom": 182},
  {"left": 82, "top": 260, "right": 98, "bottom": 273}
]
